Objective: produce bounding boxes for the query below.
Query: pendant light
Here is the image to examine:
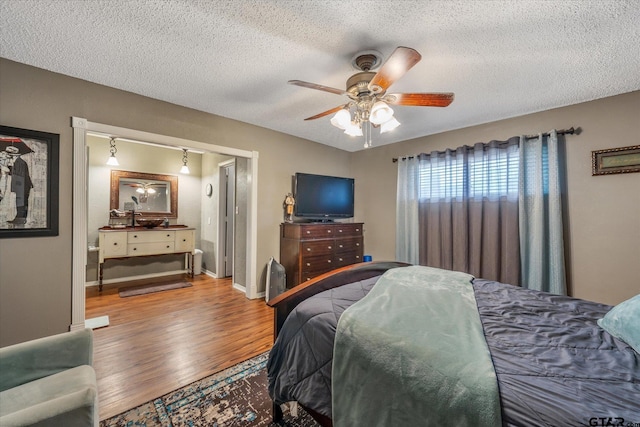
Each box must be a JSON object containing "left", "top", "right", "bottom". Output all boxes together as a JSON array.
[
  {"left": 180, "top": 149, "right": 190, "bottom": 174},
  {"left": 106, "top": 137, "right": 119, "bottom": 166}
]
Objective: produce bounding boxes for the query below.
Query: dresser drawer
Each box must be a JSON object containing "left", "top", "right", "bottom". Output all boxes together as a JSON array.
[
  {"left": 334, "top": 251, "right": 362, "bottom": 267},
  {"left": 128, "top": 230, "right": 174, "bottom": 243},
  {"left": 301, "top": 240, "right": 335, "bottom": 256},
  {"left": 334, "top": 237, "right": 363, "bottom": 253},
  {"left": 101, "top": 232, "right": 128, "bottom": 258},
  {"left": 301, "top": 254, "right": 335, "bottom": 272},
  {"left": 332, "top": 224, "right": 363, "bottom": 237},
  {"left": 175, "top": 229, "right": 195, "bottom": 252},
  {"left": 300, "top": 261, "right": 334, "bottom": 283},
  {"left": 128, "top": 241, "right": 175, "bottom": 256},
  {"left": 298, "top": 225, "right": 338, "bottom": 239}
]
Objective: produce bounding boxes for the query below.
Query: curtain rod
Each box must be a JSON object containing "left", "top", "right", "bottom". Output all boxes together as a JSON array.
[{"left": 392, "top": 127, "right": 578, "bottom": 163}]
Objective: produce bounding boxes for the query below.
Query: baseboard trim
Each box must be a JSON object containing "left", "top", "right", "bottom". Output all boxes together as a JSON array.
[
  {"left": 232, "top": 282, "right": 264, "bottom": 300},
  {"left": 201, "top": 268, "right": 217, "bottom": 279}
]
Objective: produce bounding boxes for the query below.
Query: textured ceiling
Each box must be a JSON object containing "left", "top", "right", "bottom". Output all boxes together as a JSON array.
[{"left": 1, "top": 1, "right": 639, "bottom": 152}]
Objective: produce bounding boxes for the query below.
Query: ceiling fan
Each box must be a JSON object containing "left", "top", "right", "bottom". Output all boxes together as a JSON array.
[{"left": 289, "top": 46, "right": 454, "bottom": 147}]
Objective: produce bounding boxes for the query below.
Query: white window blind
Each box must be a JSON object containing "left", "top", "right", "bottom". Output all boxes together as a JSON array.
[{"left": 418, "top": 144, "right": 520, "bottom": 201}]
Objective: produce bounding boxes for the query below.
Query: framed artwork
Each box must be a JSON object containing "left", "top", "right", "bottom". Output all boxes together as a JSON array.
[
  {"left": 592, "top": 145, "right": 640, "bottom": 176},
  {"left": 0, "top": 125, "right": 59, "bottom": 238}
]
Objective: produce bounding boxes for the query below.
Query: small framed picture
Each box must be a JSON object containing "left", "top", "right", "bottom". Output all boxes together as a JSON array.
[
  {"left": 0, "top": 125, "right": 59, "bottom": 238},
  {"left": 592, "top": 145, "right": 640, "bottom": 176}
]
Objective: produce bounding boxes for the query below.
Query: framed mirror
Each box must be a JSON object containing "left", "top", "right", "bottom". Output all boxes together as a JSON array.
[{"left": 110, "top": 170, "right": 178, "bottom": 218}]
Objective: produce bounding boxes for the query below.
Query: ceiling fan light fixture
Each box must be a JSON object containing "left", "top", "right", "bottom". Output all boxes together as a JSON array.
[
  {"left": 370, "top": 101, "right": 394, "bottom": 125},
  {"left": 380, "top": 117, "right": 401, "bottom": 134},
  {"left": 344, "top": 122, "right": 363, "bottom": 137},
  {"left": 290, "top": 47, "right": 453, "bottom": 148},
  {"left": 136, "top": 188, "right": 145, "bottom": 194},
  {"left": 330, "top": 108, "right": 352, "bottom": 130}
]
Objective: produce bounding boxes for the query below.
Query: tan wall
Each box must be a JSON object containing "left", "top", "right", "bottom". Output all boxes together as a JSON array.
[
  {"left": 0, "top": 59, "right": 352, "bottom": 346},
  {"left": 352, "top": 90, "right": 640, "bottom": 305},
  {"left": 1, "top": 57, "right": 637, "bottom": 346}
]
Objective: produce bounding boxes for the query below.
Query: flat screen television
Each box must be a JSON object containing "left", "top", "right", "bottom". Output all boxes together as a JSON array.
[{"left": 293, "top": 172, "right": 354, "bottom": 221}]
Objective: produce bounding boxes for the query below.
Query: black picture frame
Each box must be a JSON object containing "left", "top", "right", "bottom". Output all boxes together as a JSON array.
[{"left": 0, "top": 125, "right": 59, "bottom": 238}]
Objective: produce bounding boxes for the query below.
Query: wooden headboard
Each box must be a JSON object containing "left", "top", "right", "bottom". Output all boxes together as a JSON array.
[{"left": 267, "top": 261, "right": 411, "bottom": 340}]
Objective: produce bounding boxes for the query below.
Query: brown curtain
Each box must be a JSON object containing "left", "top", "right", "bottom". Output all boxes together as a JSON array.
[{"left": 416, "top": 139, "right": 521, "bottom": 285}]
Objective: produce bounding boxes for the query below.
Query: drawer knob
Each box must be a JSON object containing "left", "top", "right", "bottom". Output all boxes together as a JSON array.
[
  {"left": 356, "top": 243, "right": 360, "bottom": 246},
  {"left": 356, "top": 255, "right": 360, "bottom": 259},
  {"left": 306, "top": 230, "right": 311, "bottom": 234},
  {"left": 133, "top": 247, "right": 137, "bottom": 251},
  {"left": 327, "top": 230, "right": 332, "bottom": 233},
  {"left": 306, "top": 263, "right": 311, "bottom": 266},
  {"left": 356, "top": 228, "right": 360, "bottom": 232},
  {"left": 133, "top": 235, "right": 138, "bottom": 238},
  {"left": 166, "top": 245, "right": 170, "bottom": 248},
  {"left": 339, "top": 229, "right": 343, "bottom": 233},
  {"left": 182, "top": 239, "right": 186, "bottom": 242},
  {"left": 339, "top": 258, "right": 343, "bottom": 262},
  {"left": 167, "top": 234, "right": 171, "bottom": 237},
  {"left": 113, "top": 242, "right": 118, "bottom": 246},
  {"left": 339, "top": 244, "right": 343, "bottom": 248},
  {"left": 307, "top": 248, "right": 311, "bottom": 252},
  {"left": 327, "top": 260, "right": 332, "bottom": 263},
  {"left": 327, "top": 246, "right": 332, "bottom": 249}
]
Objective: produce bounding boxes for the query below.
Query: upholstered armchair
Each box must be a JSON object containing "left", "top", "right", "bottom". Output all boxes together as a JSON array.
[{"left": 0, "top": 328, "right": 98, "bottom": 426}]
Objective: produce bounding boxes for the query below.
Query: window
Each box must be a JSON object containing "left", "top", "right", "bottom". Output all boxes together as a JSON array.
[{"left": 418, "top": 144, "right": 519, "bottom": 201}]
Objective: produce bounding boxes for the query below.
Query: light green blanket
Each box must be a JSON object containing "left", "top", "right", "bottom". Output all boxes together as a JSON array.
[{"left": 332, "top": 266, "right": 502, "bottom": 427}]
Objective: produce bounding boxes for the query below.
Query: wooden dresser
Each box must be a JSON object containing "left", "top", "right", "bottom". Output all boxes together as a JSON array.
[{"left": 280, "top": 222, "right": 364, "bottom": 289}]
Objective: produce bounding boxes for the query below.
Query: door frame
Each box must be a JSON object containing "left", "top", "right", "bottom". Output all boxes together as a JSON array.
[
  {"left": 217, "top": 159, "right": 235, "bottom": 281},
  {"left": 70, "top": 117, "right": 259, "bottom": 331}
]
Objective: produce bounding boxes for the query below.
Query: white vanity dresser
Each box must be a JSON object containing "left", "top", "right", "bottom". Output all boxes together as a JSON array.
[{"left": 98, "top": 226, "right": 195, "bottom": 291}]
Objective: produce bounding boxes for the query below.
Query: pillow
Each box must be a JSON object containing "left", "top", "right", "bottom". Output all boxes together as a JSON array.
[{"left": 597, "top": 294, "right": 640, "bottom": 353}]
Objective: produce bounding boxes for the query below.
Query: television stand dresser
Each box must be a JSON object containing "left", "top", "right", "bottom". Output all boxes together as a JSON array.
[
  {"left": 97, "top": 226, "right": 195, "bottom": 291},
  {"left": 280, "top": 222, "right": 364, "bottom": 289}
]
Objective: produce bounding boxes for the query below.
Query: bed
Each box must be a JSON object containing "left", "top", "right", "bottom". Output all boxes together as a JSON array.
[{"left": 267, "top": 262, "right": 640, "bottom": 426}]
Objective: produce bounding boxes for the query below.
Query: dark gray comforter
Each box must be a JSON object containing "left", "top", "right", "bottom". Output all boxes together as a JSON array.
[
  {"left": 267, "top": 274, "right": 640, "bottom": 425},
  {"left": 267, "top": 275, "right": 381, "bottom": 418},
  {"left": 474, "top": 279, "right": 640, "bottom": 426}
]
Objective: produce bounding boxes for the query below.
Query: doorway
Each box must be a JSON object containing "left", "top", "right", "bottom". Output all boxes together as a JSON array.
[{"left": 70, "top": 117, "right": 259, "bottom": 330}]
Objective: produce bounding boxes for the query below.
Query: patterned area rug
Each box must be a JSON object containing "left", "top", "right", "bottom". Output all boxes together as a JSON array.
[
  {"left": 100, "top": 352, "right": 320, "bottom": 426},
  {"left": 118, "top": 281, "right": 192, "bottom": 297}
]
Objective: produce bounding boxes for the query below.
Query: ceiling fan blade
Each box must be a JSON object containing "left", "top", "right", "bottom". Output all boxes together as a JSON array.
[
  {"left": 368, "top": 47, "right": 422, "bottom": 93},
  {"left": 384, "top": 92, "right": 455, "bottom": 107},
  {"left": 289, "top": 80, "right": 347, "bottom": 96},
  {"left": 304, "top": 104, "right": 349, "bottom": 121}
]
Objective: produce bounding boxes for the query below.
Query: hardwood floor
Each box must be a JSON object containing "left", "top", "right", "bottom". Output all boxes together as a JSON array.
[{"left": 86, "top": 273, "right": 274, "bottom": 421}]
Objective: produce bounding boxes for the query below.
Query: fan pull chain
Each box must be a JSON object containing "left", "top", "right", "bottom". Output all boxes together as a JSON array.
[{"left": 363, "top": 120, "right": 372, "bottom": 148}]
